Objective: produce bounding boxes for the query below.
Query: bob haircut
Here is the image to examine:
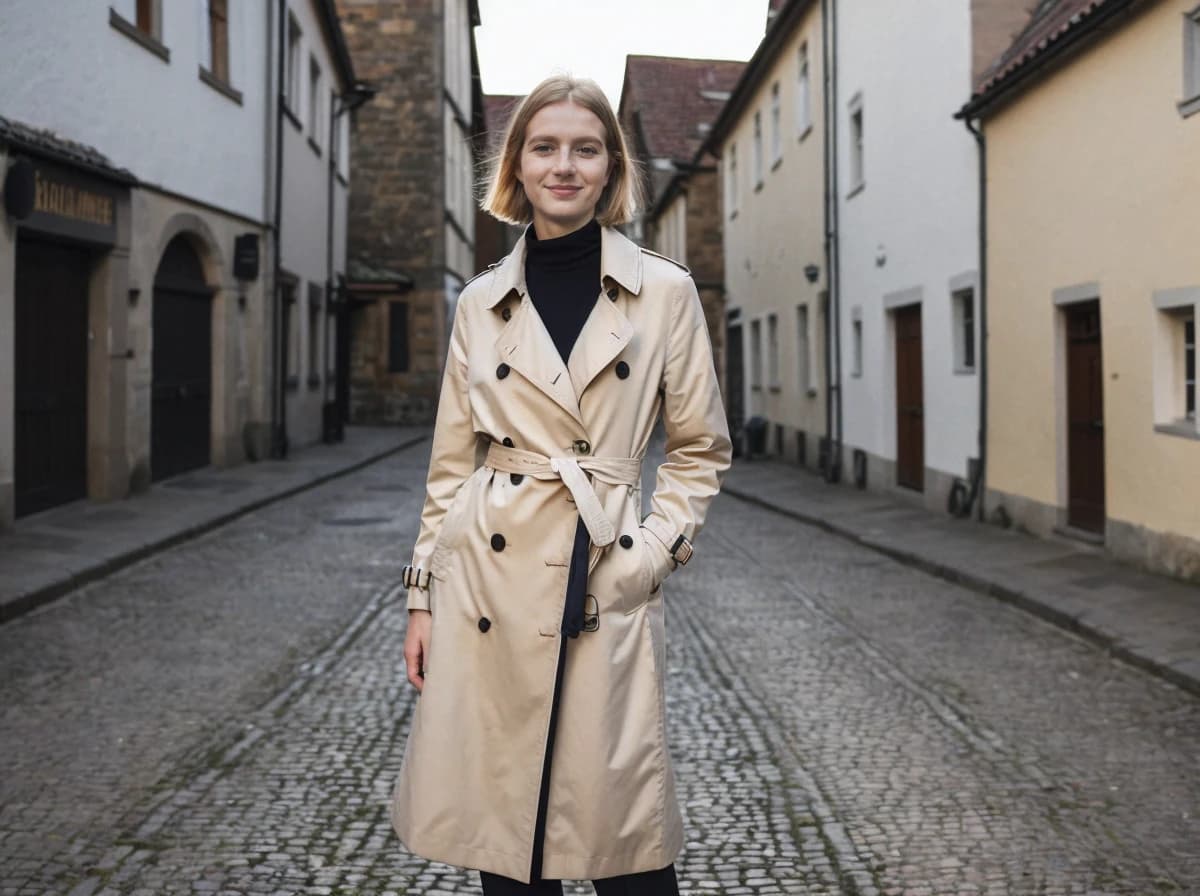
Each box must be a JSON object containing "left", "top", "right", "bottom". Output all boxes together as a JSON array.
[{"left": 482, "top": 75, "right": 644, "bottom": 228}]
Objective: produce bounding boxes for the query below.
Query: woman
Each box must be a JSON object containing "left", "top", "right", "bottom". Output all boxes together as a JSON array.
[{"left": 391, "top": 74, "right": 732, "bottom": 895}]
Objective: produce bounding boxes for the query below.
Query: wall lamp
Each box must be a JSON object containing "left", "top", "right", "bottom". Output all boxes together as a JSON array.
[{"left": 804, "top": 263, "right": 820, "bottom": 284}]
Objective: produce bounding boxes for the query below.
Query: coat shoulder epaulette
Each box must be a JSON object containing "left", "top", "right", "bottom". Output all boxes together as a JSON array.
[
  {"left": 638, "top": 247, "right": 690, "bottom": 275},
  {"left": 462, "top": 258, "right": 505, "bottom": 290}
]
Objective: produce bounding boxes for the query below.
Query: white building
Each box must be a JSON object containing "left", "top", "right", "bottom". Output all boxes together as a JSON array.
[
  {"left": 0, "top": 0, "right": 362, "bottom": 526},
  {"left": 832, "top": 0, "right": 1025, "bottom": 510}
]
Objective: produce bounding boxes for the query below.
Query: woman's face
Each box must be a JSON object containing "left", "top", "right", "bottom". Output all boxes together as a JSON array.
[{"left": 517, "top": 100, "right": 612, "bottom": 239}]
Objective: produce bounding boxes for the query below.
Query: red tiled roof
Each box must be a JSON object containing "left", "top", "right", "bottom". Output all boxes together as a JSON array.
[
  {"left": 620, "top": 55, "right": 747, "bottom": 163},
  {"left": 970, "top": 0, "right": 1140, "bottom": 103}
]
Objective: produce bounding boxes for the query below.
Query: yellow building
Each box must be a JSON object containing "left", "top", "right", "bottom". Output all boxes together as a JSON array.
[
  {"left": 705, "top": 0, "right": 827, "bottom": 463},
  {"left": 963, "top": 0, "right": 1200, "bottom": 580}
]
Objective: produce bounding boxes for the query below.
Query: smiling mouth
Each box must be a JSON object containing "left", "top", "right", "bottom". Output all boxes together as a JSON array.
[{"left": 547, "top": 185, "right": 581, "bottom": 195}]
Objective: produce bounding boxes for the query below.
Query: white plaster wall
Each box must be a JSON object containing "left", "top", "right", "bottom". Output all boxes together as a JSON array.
[
  {"left": 0, "top": 0, "right": 268, "bottom": 223},
  {"left": 277, "top": 0, "right": 352, "bottom": 446},
  {"left": 835, "top": 0, "right": 980, "bottom": 482}
]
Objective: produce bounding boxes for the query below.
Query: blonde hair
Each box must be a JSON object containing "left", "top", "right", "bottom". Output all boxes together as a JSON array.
[{"left": 481, "top": 75, "right": 643, "bottom": 227}]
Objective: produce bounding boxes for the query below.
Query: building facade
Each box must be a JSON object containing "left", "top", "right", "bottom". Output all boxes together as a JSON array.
[
  {"left": 706, "top": 0, "right": 829, "bottom": 464},
  {"left": 618, "top": 56, "right": 745, "bottom": 411},
  {"left": 963, "top": 0, "right": 1200, "bottom": 580},
  {"left": 337, "top": 0, "right": 484, "bottom": 425},
  {"left": 0, "top": 0, "right": 360, "bottom": 527}
]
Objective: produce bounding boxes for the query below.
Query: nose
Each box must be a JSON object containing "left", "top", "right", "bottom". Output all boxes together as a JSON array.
[{"left": 552, "top": 147, "right": 575, "bottom": 175}]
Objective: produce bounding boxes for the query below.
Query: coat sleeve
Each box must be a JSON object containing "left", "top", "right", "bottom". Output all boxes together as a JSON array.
[
  {"left": 639, "top": 274, "right": 733, "bottom": 586},
  {"left": 402, "top": 295, "right": 476, "bottom": 612}
]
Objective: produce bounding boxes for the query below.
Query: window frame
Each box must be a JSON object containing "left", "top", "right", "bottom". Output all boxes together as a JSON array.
[
  {"left": 308, "top": 54, "right": 323, "bottom": 152},
  {"left": 952, "top": 287, "right": 977, "bottom": 374},
  {"left": 750, "top": 317, "right": 764, "bottom": 390},
  {"left": 727, "top": 141, "right": 739, "bottom": 218},
  {"left": 797, "top": 41, "right": 812, "bottom": 139},
  {"left": 1152, "top": 288, "right": 1200, "bottom": 438},
  {"left": 752, "top": 110, "right": 764, "bottom": 189},
  {"left": 1180, "top": 5, "right": 1200, "bottom": 117},
  {"left": 848, "top": 92, "right": 865, "bottom": 196},
  {"left": 286, "top": 13, "right": 303, "bottom": 118},
  {"left": 770, "top": 81, "right": 782, "bottom": 167},
  {"left": 767, "top": 312, "right": 781, "bottom": 390},
  {"left": 108, "top": 3, "right": 169, "bottom": 62},
  {"left": 851, "top": 311, "right": 863, "bottom": 378}
]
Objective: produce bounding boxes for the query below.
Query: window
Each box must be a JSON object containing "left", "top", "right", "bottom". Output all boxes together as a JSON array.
[
  {"left": 727, "top": 142, "right": 738, "bottom": 216},
  {"left": 283, "top": 281, "right": 299, "bottom": 386},
  {"left": 389, "top": 302, "right": 410, "bottom": 373},
  {"left": 750, "top": 318, "right": 763, "bottom": 389},
  {"left": 851, "top": 317, "right": 863, "bottom": 377},
  {"left": 796, "top": 304, "right": 811, "bottom": 393},
  {"left": 770, "top": 82, "right": 782, "bottom": 166},
  {"left": 797, "top": 42, "right": 812, "bottom": 137},
  {"left": 206, "top": 0, "right": 229, "bottom": 83},
  {"left": 308, "top": 283, "right": 323, "bottom": 388},
  {"left": 767, "top": 313, "right": 780, "bottom": 388},
  {"left": 848, "top": 94, "right": 864, "bottom": 194},
  {"left": 752, "top": 110, "right": 764, "bottom": 187},
  {"left": 1182, "top": 6, "right": 1200, "bottom": 117},
  {"left": 136, "top": 0, "right": 158, "bottom": 37},
  {"left": 1152, "top": 289, "right": 1198, "bottom": 434},
  {"left": 953, "top": 288, "right": 976, "bottom": 372},
  {"left": 309, "top": 56, "right": 323, "bottom": 144},
  {"left": 286, "top": 14, "right": 302, "bottom": 112}
]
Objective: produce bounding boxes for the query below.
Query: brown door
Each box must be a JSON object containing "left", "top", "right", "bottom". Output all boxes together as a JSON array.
[
  {"left": 1066, "top": 301, "right": 1105, "bottom": 532},
  {"left": 895, "top": 304, "right": 924, "bottom": 491},
  {"left": 14, "top": 236, "right": 91, "bottom": 517}
]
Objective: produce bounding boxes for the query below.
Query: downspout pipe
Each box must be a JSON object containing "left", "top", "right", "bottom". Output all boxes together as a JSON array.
[
  {"left": 271, "top": 0, "right": 287, "bottom": 458},
  {"left": 961, "top": 114, "right": 988, "bottom": 522},
  {"left": 821, "top": 0, "right": 842, "bottom": 483}
]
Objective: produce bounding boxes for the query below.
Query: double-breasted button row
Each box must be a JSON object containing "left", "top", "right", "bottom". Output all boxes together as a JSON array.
[
  {"left": 573, "top": 439, "right": 591, "bottom": 455},
  {"left": 496, "top": 363, "right": 510, "bottom": 379},
  {"left": 501, "top": 306, "right": 512, "bottom": 321},
  {"left": 615, "top": 361, "right": 630, "bottom": 379},
  {"left": 619, "top": 534, "right": 634, "bottom": 549},
  {"left": 607, "top": 287, "right": 619, "bottom": 301},
  {"left": 491, "top": 533, "right": 506, "bottom": 551},
  {"left": 478, "top": 616, "right": 491, "bottom": 633}
]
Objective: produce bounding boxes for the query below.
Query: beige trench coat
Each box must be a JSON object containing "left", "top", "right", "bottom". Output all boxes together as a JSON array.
[{"left": 391, "top": 225, "right": 732, "bottom": 883}]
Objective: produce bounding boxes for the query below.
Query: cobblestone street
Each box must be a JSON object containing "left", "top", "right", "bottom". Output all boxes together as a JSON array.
[{"left": 1, "top": 441, "right": 1198, "bottom": 895}]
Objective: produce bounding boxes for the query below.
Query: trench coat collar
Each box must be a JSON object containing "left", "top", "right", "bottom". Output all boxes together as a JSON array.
[
  {"left": 483, "top": 224, "right": 644, "bottom": 309},
  {"left": 487, "top": 224, "right": 642, "bottom": 429}
]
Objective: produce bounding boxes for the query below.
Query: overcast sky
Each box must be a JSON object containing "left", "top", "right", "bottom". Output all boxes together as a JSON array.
[{"left": 475, "top": 0, "right": 768, "bottom": 107}]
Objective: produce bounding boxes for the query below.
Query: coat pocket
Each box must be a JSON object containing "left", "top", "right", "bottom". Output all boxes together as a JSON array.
[
  {"left": 621, "top": 526, "right": 670, "bottom": 615},
  {"left": 428, "top": 468, "right": 484, "bottom": 580}
]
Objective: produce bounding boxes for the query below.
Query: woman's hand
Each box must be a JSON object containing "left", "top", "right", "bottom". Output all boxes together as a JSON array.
[{"left": 405, "top": 609, "right": 433, "bottom": 693}]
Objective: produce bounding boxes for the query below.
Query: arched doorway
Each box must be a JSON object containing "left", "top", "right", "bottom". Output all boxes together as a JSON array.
[{"left": 151, "top": 235, "right": 213, "bottom": 481}]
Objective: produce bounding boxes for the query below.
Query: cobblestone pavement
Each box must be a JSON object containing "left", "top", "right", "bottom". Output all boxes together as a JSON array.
[{"left": 1, "top": 443, "right": 1198, "bottom": 895}]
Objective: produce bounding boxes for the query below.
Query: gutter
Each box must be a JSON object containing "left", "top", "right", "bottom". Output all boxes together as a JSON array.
[
  {"left": 961, "top": 115, "right": 988, "bottom": 522},
  {"left": 821, "top": 0, "right": 842, "bottom": 483},
  {"left": 271, "top": 0, "right": 287, "bottom": 458}
]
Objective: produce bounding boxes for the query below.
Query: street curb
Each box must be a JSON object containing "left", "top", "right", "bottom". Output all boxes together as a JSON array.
[
  {"left": 722, "top": 484, "right": 1200, "bottom": 700},
  {"left": 0, "top": 434, "right": 430, "bottom": 626}
]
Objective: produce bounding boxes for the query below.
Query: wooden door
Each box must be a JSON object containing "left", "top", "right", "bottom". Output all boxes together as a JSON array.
[
  {"left": 1066, "top": 301, "right": 1105, "bottom": 532},
  {"left": 14, "top": 237, "right": 91, "bottom": 516},
  {"left": 151, "top": 235, "right": 212, "bottom": 481},
  {"left": 895, "top": 304, "right": 924, "bottom": 491},
  {"left": 725, "top": 321, "right": 745, "bottom": 455}
]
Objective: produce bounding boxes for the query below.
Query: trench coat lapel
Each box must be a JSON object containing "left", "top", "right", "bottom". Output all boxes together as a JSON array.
[
  {"left": 487, "top": 226, "right": 644, "bottom": 428},
  {"left": 488, "top": 234, "right": 584, "bottom": 427},
  {"left": 566, "top": 227, "right": 643, "bottom": 402}
]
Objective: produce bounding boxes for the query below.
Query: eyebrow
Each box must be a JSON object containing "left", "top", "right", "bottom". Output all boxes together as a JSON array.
[{"left": 526, "top": 134, "right": 604, "bottom": 145}]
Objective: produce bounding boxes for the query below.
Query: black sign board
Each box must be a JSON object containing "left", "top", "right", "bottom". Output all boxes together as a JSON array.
[
  {"left": 234, "top": 232, "right": 260, "bottom": 280},
  {"left": 17, "top": 157, "right": 122, "bottom": 247}
]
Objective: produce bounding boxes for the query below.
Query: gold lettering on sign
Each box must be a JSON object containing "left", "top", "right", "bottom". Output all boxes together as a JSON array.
[{"left": 33, "top": 171, "right": 114, "bottom": 227}]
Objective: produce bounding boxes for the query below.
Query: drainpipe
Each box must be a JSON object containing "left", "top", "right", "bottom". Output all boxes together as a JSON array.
[
  {"left": 271, "top": 0, "right": 287, "bottom": 458},
  {"left": 962, "top": 114, "right": 988, "bottom": 522},
  {"left": 821, "top": 0, "right": 842, "bottom": 483}
]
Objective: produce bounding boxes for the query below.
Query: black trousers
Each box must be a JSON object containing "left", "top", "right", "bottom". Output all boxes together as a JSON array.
[{"left": 480, "top": 520, "right": 680, "bottom": 896}]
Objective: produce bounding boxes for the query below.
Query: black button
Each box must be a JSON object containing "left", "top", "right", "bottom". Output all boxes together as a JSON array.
[
  {"left": 510, "top": 473, "right": 524, "bottom": 486},
  {"left": 573, "top": 439, "right": 591, "bottom": 455},
  {"left": 619, "top": 534, "right": 634, "bottom": 549},
  {"left": 501, "top": 307, "right": 512, "bottom": 321},
  {"left": 496, "top": 363, "right": 510, "bottom": 379},
  {"left": 607, "top": 287, "right": 619, "bottom": 301},
  {"left": 502, "top": 437, "right": 514, "bottom": 447},
  {"left": 615, "top": 361, "right": 630, "bottom": 379},
  {"left": 490, "top": 533, "right": 506, "bottom": 551},
  {"left": 478, "top": 617, "right": 491, "bottom": 633}
]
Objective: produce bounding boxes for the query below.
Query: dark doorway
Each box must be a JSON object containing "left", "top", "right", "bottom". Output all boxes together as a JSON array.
[
  {"left": 1066, "top": 301, "right": 1105, "bottom": 533},
  {"left": 151, "top": 235, "right": 212, "bottom": 482},
  {"left": 14, "top": 236, "right": 91, "bottom": 516},
  {"left": 725, "top": 321, "right": 745, "bottom": 455},
  {"left": 895, "top": 303, "right": 924, "bottom": 491}
]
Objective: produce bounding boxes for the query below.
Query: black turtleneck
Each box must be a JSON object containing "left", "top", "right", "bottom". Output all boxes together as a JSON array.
[{"left": 525, "top": 219, "right": 602, "bottom": 363}]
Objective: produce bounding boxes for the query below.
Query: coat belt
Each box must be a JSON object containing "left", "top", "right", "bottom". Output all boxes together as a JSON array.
[{"left": 483, "top": 443, "right": 641, "bottom": 547}]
